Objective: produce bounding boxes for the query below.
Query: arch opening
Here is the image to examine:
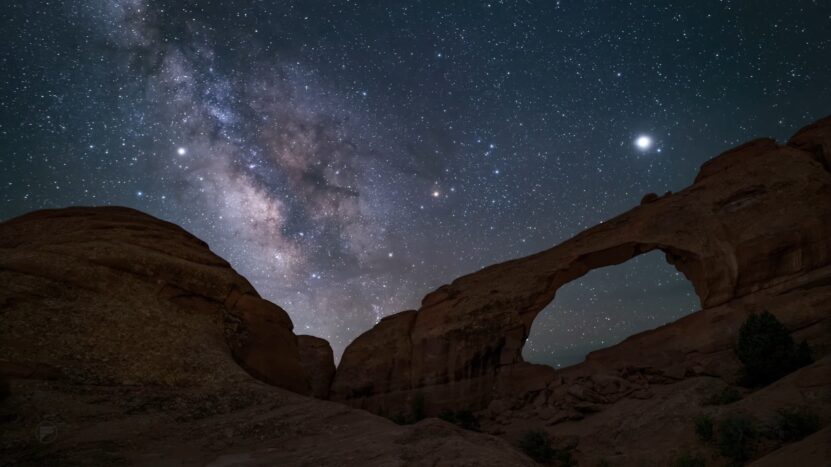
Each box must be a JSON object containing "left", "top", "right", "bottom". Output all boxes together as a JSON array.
[{"left": 521, "top": 250, "right": 700, "bottom": 369}]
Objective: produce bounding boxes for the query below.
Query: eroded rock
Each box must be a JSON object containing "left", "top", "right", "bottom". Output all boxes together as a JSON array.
[
  {"left": 298, "top": 335, "right": 336, "bottom": 398},
  {"left": 0, "top": 207, "right": 309, "bottom": 394},
  {"left": 0, "top": 207, "right": 537, "bottom": 466},
  {"left": 331, "top": 116, "right": 831, "bottom": 419}
]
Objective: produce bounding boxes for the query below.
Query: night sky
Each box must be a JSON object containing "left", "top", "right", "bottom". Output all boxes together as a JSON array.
[{"left": 2, "top": 1, "right": 829, "bottom": 364}]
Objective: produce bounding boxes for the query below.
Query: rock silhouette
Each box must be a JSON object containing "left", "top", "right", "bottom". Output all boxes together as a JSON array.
[
  {"left": 2, "top": 116, "right": 830, "bottom": 465},
  {"left": 0, "top": 207, "right": 535, "bottom": 466}
]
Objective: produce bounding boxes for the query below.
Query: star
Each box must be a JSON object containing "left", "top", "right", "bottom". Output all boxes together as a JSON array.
[
  {"left": 635, "top": 135, "right": 653, "bottom": 150},
  {"left": 1, "top": 0, "right": 819, "bottom": 367}
]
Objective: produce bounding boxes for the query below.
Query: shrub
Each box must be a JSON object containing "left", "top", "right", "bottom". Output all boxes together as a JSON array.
[
  {"left": 555, "top": 450, "right": 576, "bottom": 467},
  {"left": 391, "top": 413, "right": 409, "bottom": 425},
  {"left": 438, "top": 409, "right": 481, "bottom": 432},
  {"left": 796, "top": 340, "right": 813, "bottom": 366},
  {"left": 517, "top": 430, "right": 575, "bottom": 466},
  {"left": 702, "top": 386, "right": 742, "bottom": 406},
  {"left": 674, "top": 452, "right": 706, "bottom": 467},
  {"left": 411, "top": 392, "right": 425, "bottom": 421},
  {"left": 775, "top": 406, "right": 820, "bottom": 442},
  {"left": 518, "top": 430, "right": 556, "bottom": 463},
  {"left": 694, "top": 415, "right": 714, "bottom": 442},
  {"left": 716, "top": 415, "right": 756, "bottom": 463},
  {"left": 736, "top": 312, "right": 813, "bottom": 387}
]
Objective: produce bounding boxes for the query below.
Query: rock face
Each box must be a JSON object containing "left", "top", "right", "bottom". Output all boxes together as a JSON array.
[
  {"left": 1, "top": 379, "right": 536, "bottom": 466},
  {"left": 0, "top": 207, "right": 536, "bottom": 466},
  {"left": 297, "top": 335, "right": 336, "bottom": 398},
  {"left": 0, "top": 206, "right": 309, "bottom": 394},
  {"left": 331, "top": 115, "right": 831, "bottom": 423}
]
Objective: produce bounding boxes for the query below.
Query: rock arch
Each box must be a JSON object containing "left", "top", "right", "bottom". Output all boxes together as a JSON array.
[
  {"left": 330, "top": 116, "right": 831, "bottom": 416},
  {"left": 521, "top": 248, "right": 702, "bottom": 368},
  {"left": 511, "top": 242, "right": 706, "bottom": 334}
]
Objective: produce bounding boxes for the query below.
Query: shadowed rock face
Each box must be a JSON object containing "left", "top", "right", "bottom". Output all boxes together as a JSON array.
[
  {"left": 0, "top": 207, "right": 536, "bottom": 466},
  {"left": 298, "top": 335, "right": 336, "bottom": 398},
  {"left": 0, "top": 206, "right": 309, "bottom": 394},
  {"left": 331, "top": 116, "right": 831, "bottom": 417}
]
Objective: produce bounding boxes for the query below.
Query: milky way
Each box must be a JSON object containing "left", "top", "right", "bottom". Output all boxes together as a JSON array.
[{"left": 2, "top": 1, "right": 830, "bottom": 361}]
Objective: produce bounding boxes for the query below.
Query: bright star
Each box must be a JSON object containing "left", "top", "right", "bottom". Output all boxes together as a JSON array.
[
  {"left": 635, "top": 135, "right": 652, "bottom": 150},
  {"left": 177, "top": 147, "right": 187, "bottom": 155},
  {"left": 432, "top": 190, "right": 440, "bottom": 198}
]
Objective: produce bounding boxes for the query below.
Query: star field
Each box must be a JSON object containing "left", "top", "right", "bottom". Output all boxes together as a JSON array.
[{"left": 1, "top": 1, "right": 830, "bottom": 362}]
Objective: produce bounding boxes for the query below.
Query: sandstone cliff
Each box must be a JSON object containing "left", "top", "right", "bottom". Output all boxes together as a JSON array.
[
  {"left": 0, "top": 206, "right": 309, "bottom": 394},
  {"left": 331, "top": 116, "right": 831, "bottom": 464},
  {"left": 2, "top": 116, "right": 829, "bottom": 466},
  {"left": 0, "top": 207, "right": 534, "bottom": 466}
]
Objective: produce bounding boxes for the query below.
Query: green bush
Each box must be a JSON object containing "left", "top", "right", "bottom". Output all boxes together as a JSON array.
[
  {"left": 411, "top": 392, "right": 425, "bottom": 421},
  {"left": 702, "top": 386, "right": 741, "bottom": 406},
  {"left": 391, "top": 413, "right": 409, "bottom": 425},
  {"left": 556, "top": 451, "right": 576, "bottom": 467},
  {"left": 674, "top": 452, "right": 706, "bottom": 467},
  {"left": 694, "top": 415, "right": 714, "bottom": 442},
  {"left": 438, "top": 409, "right": 481, "bottom": 431},
  {"left": 519, "top": 430, "right": 556, "bottom": 463},
  {"left": 775, "top": 406, "right": 820, "bottom": 442},
  {"left": 736, "top": 312, "right": 813, "bottom": 387},
  {"left": 517, "top": 430, "right": 575, "bottom": 466},
  {"left": 716, "top": 415, "right": 756, "bottom": 463}
]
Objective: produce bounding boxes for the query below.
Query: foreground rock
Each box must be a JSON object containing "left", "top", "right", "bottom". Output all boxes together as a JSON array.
[
  {"left": 331, "top": 116, "right": 831, "bottom": 464},
  {"left": 0, "top": 206, "right": 309, "bottom": 394},
  {"left": 0, "top": 207, "right": 535, "bottom": 465},
  {"left": 2, "top": 378, "right": 534, "bottom": 466}
]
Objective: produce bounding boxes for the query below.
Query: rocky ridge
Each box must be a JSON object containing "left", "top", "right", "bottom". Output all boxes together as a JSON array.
[
  {"left": 330, "top": 116, "right": 831, "bottom": 464},
  {"left": 0, "top": 207, "right": 533, "bottom": 466},
  {"left": 1, "top": 116, "right": 829, "bottom": 465}
]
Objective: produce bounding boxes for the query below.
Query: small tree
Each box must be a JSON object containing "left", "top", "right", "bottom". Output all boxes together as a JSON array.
[
  {"left": 775, "top": 406, "right": 820, "bottom": 442},
  {"left": 411, "top": 392, "right": 426, "bottom": 422},
  {"left": 517, "top": 430, "right": 575, "bottom": 466},
  {"left": 702, "top": 386, "right": 742, "bottom": 406},
  {"left": 519, "top": 430, "right": 556, "bottom": 463},
  {"left": 716, "top": 415, "right": 756, "bottom": 464},
  {"left": 736, "top": 312, "right": 812, "bottom": 386},
  {"left": 694, "top": 415, "right": 714, "bottom": 442},
  {"left": 439, "top": 409, "right": 481, "bottom": 432}
]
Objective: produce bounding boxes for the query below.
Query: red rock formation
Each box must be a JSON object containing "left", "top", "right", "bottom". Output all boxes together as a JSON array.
[
  {"left": 0, "top": 207, "right": 536, "bottom": 466},
  {"left": 297, "top": 335, "right": 336, "bottom": 398},
  {"left": 0, "top": 206, "right": 310, "bottom": 394},
  {"left": 331, "top": 115, "right": 831, "bottom": 420}
]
